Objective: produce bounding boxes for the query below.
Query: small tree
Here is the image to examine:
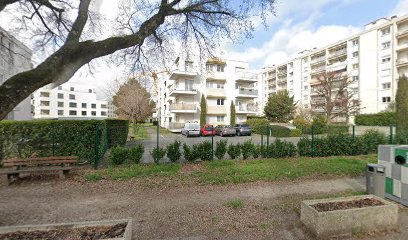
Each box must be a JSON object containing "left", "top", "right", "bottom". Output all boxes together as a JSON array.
[
  {"left": 230, "top": 101, "right": 236, "bottom": 125},
  {"left": 200, "top": 94, "right": 207, "bottom": 127},
  {"left": 264, "top": 90, "right": 296, "bottom": 122},
  {"left": 396, "top": 75, "right": 408, "bottom": 142}
]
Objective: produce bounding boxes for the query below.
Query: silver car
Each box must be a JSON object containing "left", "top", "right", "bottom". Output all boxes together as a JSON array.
[
  {"left": 181, "top": 122, "right": 200, "bottom": 137},
  {"left": 215, "top": 125, "right": 236, "bottom": 137}
]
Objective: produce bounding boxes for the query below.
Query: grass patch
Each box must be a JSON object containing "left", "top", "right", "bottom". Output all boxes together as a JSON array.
[
  {"left": 129, "top": 124, "right": 150, "bottom": 140},
  {"left": 225, "top": 199, "right": 245, "bottom": 209},
  {"left": 195, "top": 155, "right": 376, "bottom": 185},
  {"left": 84, "top": 155, "right": 376, "bottom": 184},
  {"left": 147, "top": 125, "right": 174, "bottom": 136}
]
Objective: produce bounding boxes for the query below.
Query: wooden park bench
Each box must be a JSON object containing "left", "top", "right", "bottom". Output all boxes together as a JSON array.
[{"left": 0, "top": 156, "right": 78, "bottom": 185}]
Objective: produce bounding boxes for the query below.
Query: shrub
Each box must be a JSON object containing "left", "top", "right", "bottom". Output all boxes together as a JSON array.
[
  {"left": 290, "top": 129, "right": 302, "bottom": 137},
  {"left": 361, "top": 130, "right": 387, "bottom": 153},
  {"left": 293, "top": 116, "right": 311, "bottom": 134},
  {"left": 311, "top": 115, "right": 326, "bottom": 134},
  {"left": 215, "top": 140, "right": 228, "bottom": 160},
  {"left": 197, "top": 141, "right": 213, "bottom": 161},
  {"left": 326, "top": 124, "right": 349, "bottom": 135},
  {"left": 110, "top": 147, "right": 128, "bottom": 165},
  {"left": 105, "top": 119, "right": 129, "bottom": 147},
  {"left": 241, "top": 140, "right": 254, "bottom": 160},
  {"left": 252, "top": 145, "right": 261, "bottom": 159},
  {"left": 183, "top": 143, "right": 199, "bottom": 162},
  {"left": 269, "top": 125, "right": 291, "bottom": 137},
  {"left": 151, "top": 147, "right": 166, "bottom": 164},
  {"left": 166, "top": 140, "right": 182, "bottom": 162},
  {"left": 297, "top": 137, "right": 312, "bottom": 157},
  {"left": 245, "top": 118, "right": 270, "bottom": 134},
  {"left": 355, "top": 112, "right": 395, "bottom": 126},
  {"left": 128, "top": 144, "right": 144, "bottom": 164},
  {"left": 227, "top": 143, "right": 241, "bottom": 160},
  {"left": 268, "top": 139, "right": 297, "bottom": 158}
]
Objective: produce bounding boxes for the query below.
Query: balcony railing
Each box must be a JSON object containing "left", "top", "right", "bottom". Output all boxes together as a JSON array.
[
  {"left": 328, "top": 49, "right": 347, "bottom": 59},
  {"left": 311, "top": 66, "right": 326, "bottom": 74},
  {"left": 237, "top": 105, "right": 258, "bottom": 112},
  {"left": 237, "top": 88, "right": 258, "bottom": 96},
  {"left": 397, "top": 28, "right": 408, "bottom": 37},
  {"left": 235, "top": 72, "right": 258, "bottom": 81},
  {"left": 169, "top": 103, "right": 196, "bottom": 111},
  {"left": 169, "top": 84, "right": 197, "bottom": 95},
  {"left": 397, "top": 58, "right": 408, "bottom": 66},
  {"left": 168, "top": 122, "right": 185, "bottom": 129},
  {"left": 311, "top": 56, "right": 326, "bottom": 65},
  {"left": 397, "top": 42, "right": 408, "bottom": 51}
]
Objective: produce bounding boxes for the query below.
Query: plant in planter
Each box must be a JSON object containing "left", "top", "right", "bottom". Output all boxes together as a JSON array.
[
  {"left": 227, "top": 143, "right": 241, "bottom": 160},
  {"left": 166, "top": 140, "right": 181, "bottom": 162},
  {"left": 215, "top": 140, "right": 228, "bottom": 160},
  {"left": 183, "top": 143, "right": 199, "bottom": 162},
  {"left": 241, "top": 140, "right": 254, "bottom": 160}
]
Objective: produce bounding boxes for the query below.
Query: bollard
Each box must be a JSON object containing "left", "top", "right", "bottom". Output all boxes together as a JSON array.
[{"left": 311, "top": 125, "right": 315, "bottom": 158}]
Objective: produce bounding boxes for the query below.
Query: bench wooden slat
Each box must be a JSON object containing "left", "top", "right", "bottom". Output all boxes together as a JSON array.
[
  {"left": 3, "top": 156, "right": 78, "bottom": 163},
  {"left": 0, "top": 166, "right": 73, "bottom": 174},
  {"left": 3, "top": 160, "right": 77, "bottom": 167}
]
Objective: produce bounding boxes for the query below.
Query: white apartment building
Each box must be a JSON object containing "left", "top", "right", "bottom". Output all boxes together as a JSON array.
[
  {"left": 260, "top": 14, "right": 408, "bottom": 122},
  {"left": 32, "top": 83, "right": 109, "bottom": 120},
  {"left": 0, "top": 27, "right": 33, "bottom": 120},
  {"left": 159, "top": 57, "right": 259, "bottom": 132}
]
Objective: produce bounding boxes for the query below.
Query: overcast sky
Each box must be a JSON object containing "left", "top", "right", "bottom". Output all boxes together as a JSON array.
[{"left": 2, "top": 0, "right": 408, "bottom": 99}]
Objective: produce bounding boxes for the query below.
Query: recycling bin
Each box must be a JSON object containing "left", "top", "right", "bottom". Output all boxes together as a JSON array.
[{"left": 366, "top": 164, "right": 385, "bottom": 198}]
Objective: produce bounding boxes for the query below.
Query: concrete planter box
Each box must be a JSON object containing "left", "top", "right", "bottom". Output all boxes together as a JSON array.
[
  {"left": 301, "top": 195, "right": 398, "bottom": 239},
  {"left": 0, "top": 219, "right": 132, "bottom": 240}
]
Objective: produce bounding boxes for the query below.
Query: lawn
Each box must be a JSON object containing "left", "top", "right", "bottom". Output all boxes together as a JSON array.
[
  {"left": 128, "top": 124, "right": 150, "bottom": 140},
  {"left": 85, "top": 155, "right": 376, "bottom": 184},
  {"left": 146, "top": 125, "right": 173, "bottom": 136}
]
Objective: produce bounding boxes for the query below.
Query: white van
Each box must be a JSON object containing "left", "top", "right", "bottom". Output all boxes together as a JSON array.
[{"left": 181, "top": 122, "right": 200, "bottom": 137}]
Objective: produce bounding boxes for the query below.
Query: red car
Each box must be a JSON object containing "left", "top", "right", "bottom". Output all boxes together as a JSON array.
[{"left": 200, "top": 125, "right": 216, "bottom": 136}]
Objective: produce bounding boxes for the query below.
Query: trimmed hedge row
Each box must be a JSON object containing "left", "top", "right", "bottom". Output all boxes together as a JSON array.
[
  {"left": 105, "top": 119, "right": 129, "bottom": 147},
  {"left": 355, "top": 112, "right": 396, "bottom": 126},
  {"left": 0, "top": 119, "right": 129, "bottom": 163}
]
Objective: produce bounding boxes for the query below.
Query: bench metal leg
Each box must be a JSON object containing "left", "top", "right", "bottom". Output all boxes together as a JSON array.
[
  {"left": 59, "top": 170, "right": 65, "bottom": 180},
  {"left": 2, "top": 174, "right": 10, "bottom": 186}
]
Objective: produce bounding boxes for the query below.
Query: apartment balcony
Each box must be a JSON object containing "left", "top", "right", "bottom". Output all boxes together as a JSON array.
[
  {"left": 207, "top": 105, "right": 227, "bottom": 115},
  {"left": 397, "top": 42, "right": 408, "bottom": 52},
  {"left": 277, "top": 71, "right": 287, "bottom": 77},
  {"left": 206, "top": 88, "right": 226, "bottom": 97},
  {"left": 328, "top": 49, "right": 347, "bottom": 60},
  {"left": 169, "top": 68, "right": 198, "bottom": 80},
  {"left": 236, "top": 88, "right": 258, "bottom": 98},
  {"left": 206, "top": 71, "right": 226, "bottom": 81},
  {"left": 396, "top": 58, "right": 408, "bottom": 67},
  {"left": 311, "top": 66, "right": 326, "bottom": 75},
  {"left": 326, "top": 59, "right": 347, "bottom": 71},
  {"left": 310, "top": 56, "right": 326, "bottom": 66},
  {"left": 236, "top": 105, "right": 258, "bottom": 114},
  {"left": 169, "top": 85, "right": 197, "bottom": 96},
  {"left": 235, "top": 72, "right": 258, "bottom": 83},
  {"left": 169, "top": 103, "right": 197, "bottom": 113},
  {"left": 397, "top": 28, "right": 408, "bottom": 38},
  {"left": 168, "top": 122, "right": 185, "bottom": 132}
]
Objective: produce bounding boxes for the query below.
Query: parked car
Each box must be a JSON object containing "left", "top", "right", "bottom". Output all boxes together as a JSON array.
[
  {"left": 215, "top": 125, "right": 236, "bottom": 137},
  {"left": 234, "top": 124, "right": 252, "bottom": 136},
  {"left": 181, "top": 122, "right": 200, "bottom": 137},
  {"left": 200, "top": 124, "right": 216, "bottom": 136}
]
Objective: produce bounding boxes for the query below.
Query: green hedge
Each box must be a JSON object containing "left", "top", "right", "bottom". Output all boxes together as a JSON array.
[
  {"left": 105, "top": 119, "right": 129, "bottom": 147},
  {"left": 110, "top": 144, "right": 144, "bottom": 165},
  {"left": 245, "top": 118, "right": 270, "bottom": 134},
  {"left": 355, "top": 112, "right": 396, "bottom": 126},
  {"left": 270, "top": 125, "right": 291, "bottom": 137}
]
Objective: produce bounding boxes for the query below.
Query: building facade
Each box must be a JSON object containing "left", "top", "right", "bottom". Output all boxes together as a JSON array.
[
  {"left": 159, "top": 57, "right": 259, "bottom": 132},
  {"left": 0, "top": 27, "right": 33, "bottom": 120},
  {"left": 260, "top": 15, "right": 408, "bottom": 123},
  {"left": 32, "top": 83, "right": 109, "bottom": 120}
]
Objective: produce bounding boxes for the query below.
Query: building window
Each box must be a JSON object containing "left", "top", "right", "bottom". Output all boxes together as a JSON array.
[
  {"left": 352, "top": 39, "right": 359, "bottom": 46},
  {"left": 101, "top": 104, "right": 107, "bottom": 109},
  {"left": 69, "top": 102, "right": 77, "bottom": 108},
  {"left": 82, "top": 103, "right": 87, "bottom": 108},
  {"left": 69, "top": 110, "right": 77, "bottom": 116},
  {"left": 58, "top": 86, "right": 62, "bottom": 90},
  {"left": 40, "top": 92, "right": 50, "bottom": 97},
  {"left": 352, "top": 52, "right": 358, "bottom": 58},
  {"left": 382, "top": 97, "right": 391, "bottom": 103},
  {"left": 382, "top": 56, "right": 391, "bottom": 63},
  {"left": 382, "top": 41, "right": 391, "bottom": 49},
  {"left": 82, "top": 111, "right": 87, "bottom": 116},
  {"left": 91, "top": 111, "right": 96, "bottom": 116},
  {"left": 381, "top": 27, "right": 390, "bottom": 36},
  {"left": 57, "top": 93, "right": 64, "bottom": 99},
  {"left": 89, "top": 89, "right": 92, "bottom": 93},
  {"left": 303, "top": 95, "right": 308, "bottom": 100},
  {"left": 304, "top": 86, "right": 308, "bottom": 90},
  {"left": 69, "top": 94, "right": 75, "bottom": 100},
  {"left": 216, "top": 99, "right": 224, "bottom": 105},
  {"left": 70, "top": 87, "right": 74, "bottom": 91},
  {"left": 304, "top": 77, "right": 308, "bottom": 82},
  {"left": 382, "top": 83, "right": 391, "bottom": 89},
  {"left": 91, "top": 103, "right": 96, "bottom": 109},
  {"left": 352, "top": 63, "right": 359, "bottom": 70},
  {"left": 101, "top": 111, "right": 107, "bottom": 116},
  {"left": 352, "top": 76, "right": 359, "bottom": 81},
  {"left": 58, "top": 102, "right": 64, "bottom": 107},
  {"left": 216, "top": 65, "right": 225, "bottom": 72},
  {"left": 216, "top": 116, "right": 224, "bottom": 122},
  {"left": 381, "top": 69, "right": 391, "bottom": 76},
  {"left": 58, "top": 110, "right": 64, "bottom": 116}
]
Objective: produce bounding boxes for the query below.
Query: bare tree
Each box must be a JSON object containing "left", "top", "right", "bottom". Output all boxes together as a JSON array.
[
  {"left": 310, "top": 70, "right": 361, "bottom": 124},
  {"left": 0, "top": 0, "right": 276, "bottom": 120},
  {"left": 112, "top": 78, "right": 155, "bottom": 125}
]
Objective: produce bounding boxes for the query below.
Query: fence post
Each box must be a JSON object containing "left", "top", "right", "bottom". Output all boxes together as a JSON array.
[
  {"left": 156, "top": 120, "right": 159, "bottom": 163},
  {"left": 311, "top": 125, "right": 315, "bottom": 158},
  {"left": 52, "top": 130, "right": 55, "bottom": 157},
  {"left": 390, "top": 126, "right": 394, "bottom": 144},
  {"left": 266, "top": 126, "right": 270, "bottom": 158},
  {"left": 352, "top": 125, "right": 356, "bottom": 139},
  {"left": 261, "top": 130, "right": 264, "bottom": 158},
  {"left": 211, "top": 125, "right": 214, "bottom": 161},
  {"left": 94, "top": 125, "right": 100, "bottom": 169}
]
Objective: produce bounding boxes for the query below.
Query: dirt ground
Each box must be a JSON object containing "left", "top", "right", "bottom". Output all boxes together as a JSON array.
[{"left": 1, "top": 172, "right": 408, "bottom": 240}]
